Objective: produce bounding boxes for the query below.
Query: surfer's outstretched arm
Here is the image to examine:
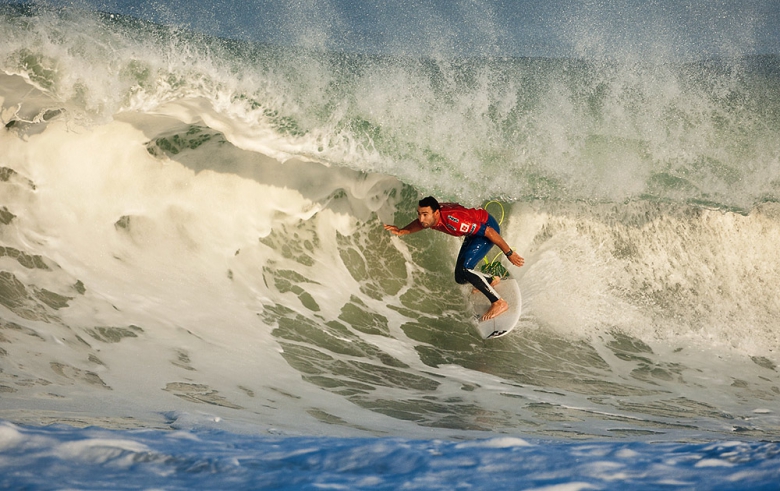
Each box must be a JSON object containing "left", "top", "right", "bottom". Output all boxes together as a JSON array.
[
  {"left": 483, "top": 227, "right": 525, "bottom": 267},
  {"left": 384, "top": 220, "right": 424, "bottom": 236}
]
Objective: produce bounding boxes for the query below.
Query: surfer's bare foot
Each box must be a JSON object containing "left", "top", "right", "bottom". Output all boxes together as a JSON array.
[
  {"left": 473, "top": 276, "right": 501, "bottom": 294},
  {"left": 481, "top": 298, "right": 509, "bottom": 321}
]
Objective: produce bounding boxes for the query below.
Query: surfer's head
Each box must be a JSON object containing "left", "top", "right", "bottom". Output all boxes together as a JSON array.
[{"left": 417, "top": 196, "right": 440, "bottom": 228}]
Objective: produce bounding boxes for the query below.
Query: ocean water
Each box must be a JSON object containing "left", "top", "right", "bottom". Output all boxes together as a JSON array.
[{"left": 1, "top": 1, "right": 780, "bottom": 488}]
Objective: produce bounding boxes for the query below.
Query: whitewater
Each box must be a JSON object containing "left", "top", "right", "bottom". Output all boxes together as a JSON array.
[{"left": 1, "top": 1, "right": 780, "bottom": 488}]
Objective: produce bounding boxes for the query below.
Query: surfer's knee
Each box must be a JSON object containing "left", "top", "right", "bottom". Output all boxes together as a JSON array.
[{"left": 454, "top": 267, "right": 469, "bottom": 284}]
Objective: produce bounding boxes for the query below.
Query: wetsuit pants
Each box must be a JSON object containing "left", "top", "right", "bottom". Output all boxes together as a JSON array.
[{"left": 454, "top": 215, "right": 501, "bottom": 303}]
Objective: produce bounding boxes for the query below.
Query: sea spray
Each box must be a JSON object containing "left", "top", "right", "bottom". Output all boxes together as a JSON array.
[{"left": 3, "top": 4, "right": 779, "bottom": 208}]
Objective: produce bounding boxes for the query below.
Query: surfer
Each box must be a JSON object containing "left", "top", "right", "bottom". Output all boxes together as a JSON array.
[{"left": 384, "top": 196, "right": 524, "bottom": 321}]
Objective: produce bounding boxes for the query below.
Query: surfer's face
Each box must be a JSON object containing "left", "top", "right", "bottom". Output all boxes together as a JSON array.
[{"left": 417, "top": 206, "right": 439, "bottom": 228}]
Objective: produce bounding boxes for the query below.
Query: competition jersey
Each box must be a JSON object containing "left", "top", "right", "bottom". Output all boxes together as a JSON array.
[{"left": 431, "top": 203, "right": 490, "bottom": 237}]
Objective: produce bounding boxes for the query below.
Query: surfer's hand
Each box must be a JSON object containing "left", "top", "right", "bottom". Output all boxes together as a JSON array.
[
  {"left": 384, "top": 224, "right": 407, "bottom": 236},
  {"left": 508, "top": 252, "right": 524, "bottom": 267}
]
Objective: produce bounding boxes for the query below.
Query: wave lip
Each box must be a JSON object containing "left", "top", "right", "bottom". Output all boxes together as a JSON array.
[{"left": 3, "top": 6, "right": 780, "bottom": 208}]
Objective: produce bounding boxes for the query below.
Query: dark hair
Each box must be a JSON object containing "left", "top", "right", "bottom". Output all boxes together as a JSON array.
[{"left": 418, "top": 196, "right": 440, "bottom": 211}]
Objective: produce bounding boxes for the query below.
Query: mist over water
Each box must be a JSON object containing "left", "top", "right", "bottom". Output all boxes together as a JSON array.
[{"left": 1, "top": 0, "right": 779, "bottom": 457}]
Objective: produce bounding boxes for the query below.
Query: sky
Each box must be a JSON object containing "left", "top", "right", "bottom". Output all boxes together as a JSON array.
[{"left": 10, "top": 0, "right": 780, "bottom": 59}]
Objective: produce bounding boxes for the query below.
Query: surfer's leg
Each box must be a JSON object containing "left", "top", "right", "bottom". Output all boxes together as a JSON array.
[
  {"left": 472, "top": 275, "right": 500, "bottom": 293},
  {"left": 458, "top": 246, "right": 509, "bottom": 320},
  {"left": 455, "top": 236, "right": 500, "bottom": 303}
]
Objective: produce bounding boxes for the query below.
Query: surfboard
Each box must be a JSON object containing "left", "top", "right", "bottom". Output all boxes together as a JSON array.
[{"left": 472, "top": 278, "right": 522, "bottom": 339}]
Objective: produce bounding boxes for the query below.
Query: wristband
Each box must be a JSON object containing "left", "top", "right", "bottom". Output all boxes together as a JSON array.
[{"left": 505, "top": 249, "right": 514, "bottom": 258}]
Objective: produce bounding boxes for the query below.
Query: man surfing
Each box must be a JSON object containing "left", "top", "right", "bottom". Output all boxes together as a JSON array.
[{"left": 384, "top": 196, "right": 524, "bottom": 321}]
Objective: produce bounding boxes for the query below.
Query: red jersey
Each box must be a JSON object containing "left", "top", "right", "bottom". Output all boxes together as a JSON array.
[{"left": 431, "top": 203, "right": 489, "bottom": 237}]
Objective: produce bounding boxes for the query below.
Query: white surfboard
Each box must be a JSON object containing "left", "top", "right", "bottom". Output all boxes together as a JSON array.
[{"left": 472, "top": 278, "right": 522, "bottom": 339}]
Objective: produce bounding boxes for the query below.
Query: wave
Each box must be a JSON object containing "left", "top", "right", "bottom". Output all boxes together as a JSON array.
[
  {"left": 1, "top": 4, "right": 780, "bottom": 440},
  {"left": 3, "top": 3, "right": 780, "bottom": 208}
]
